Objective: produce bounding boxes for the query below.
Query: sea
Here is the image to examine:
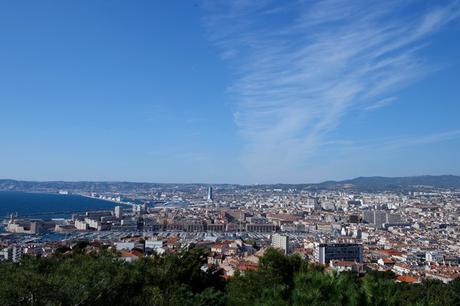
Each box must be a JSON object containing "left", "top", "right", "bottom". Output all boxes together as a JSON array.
[{"left": 0, "top": 191, "right": 117, "bottom": 221}]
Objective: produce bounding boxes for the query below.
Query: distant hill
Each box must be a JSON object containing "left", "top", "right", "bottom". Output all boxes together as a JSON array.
[
  {"left": 0, "top": 175, "right": 459, "bottom": 193},
  {"left": 0, "top": 179, "right": 186, "bottom": 193},
  {"left": 313, "top": 175, "right": 460, "bottom": 191}
]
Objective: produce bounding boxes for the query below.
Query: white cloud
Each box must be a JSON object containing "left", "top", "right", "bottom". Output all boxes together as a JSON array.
[
  {"left": 365, "top": 96, "right": 397, "bottom": 111},
  {"left": 202, "top": 0, "right": 460, "bottom": 181},
  {"left": 323, "top": 129, "right": 460, "bottom": 156}
]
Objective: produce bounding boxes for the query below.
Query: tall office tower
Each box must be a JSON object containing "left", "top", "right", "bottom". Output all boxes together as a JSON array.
[
  {"left": 271, "top": 233, "right": 289, "bottom": 254},
  {"left": 207, "top": 186, "right": 213, "bottom": 202},
  {"left": 114, "top": 206, "right": 123, "bottom": 219},
  {"left": 314, "top": 243, "right": 363, "bottom": 265}
]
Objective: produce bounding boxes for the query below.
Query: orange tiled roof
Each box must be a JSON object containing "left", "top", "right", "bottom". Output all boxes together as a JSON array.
[
  {"left": 120, "top": 250, "right": 143, "bottom": 257},
  {"left": 167, "top": 237, "right": 179, "bottom": 243},
  {"left": 120, "top": 250, "right": 137, "bottom": 257},
  {"left": 238, "top": 262, "right": 259, "bottom": 271},
  {"left": 396, "top": 275, "right": 419, "bottom": 283}
]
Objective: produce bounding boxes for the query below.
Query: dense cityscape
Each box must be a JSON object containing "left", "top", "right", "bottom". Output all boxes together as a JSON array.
[{"left": 2, "top": 176, "right": 459, "bottom": 286}]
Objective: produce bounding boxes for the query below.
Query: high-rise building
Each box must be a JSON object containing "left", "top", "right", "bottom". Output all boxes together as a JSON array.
[
  {"left": 363, "top": 210, "right": 403, "bottom": 228},
  {"left": 374, "top": 211, "right": 387, "bottom": 228},
  {"left": 271, "top": 234, "right": 289, "bottom": 254},
  {"left": 5, "top": 246, "right": 23, "bottom": 263},
  {"left": 314, "top": 243, "right": 363, "bottom": 265},
  {"left": 207, "top": 186, "right": 213, "bottom": 202},
  {"left": 114, "top": 206, "right": 123, "bottom": 219}
]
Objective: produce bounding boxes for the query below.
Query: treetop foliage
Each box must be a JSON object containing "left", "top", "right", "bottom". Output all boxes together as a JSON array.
[{"left": 0, "top": 246, "right": 459, "bottom": 306}]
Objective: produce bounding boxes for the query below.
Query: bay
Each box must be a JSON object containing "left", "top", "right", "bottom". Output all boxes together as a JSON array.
[{"left": 0, "top": 191, "right": 117, "bottom": 220}]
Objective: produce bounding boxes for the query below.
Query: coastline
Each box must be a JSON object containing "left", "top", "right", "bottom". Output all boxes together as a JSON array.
[{"left": 0, "top": 191, "right": 120, "bottom": 221}]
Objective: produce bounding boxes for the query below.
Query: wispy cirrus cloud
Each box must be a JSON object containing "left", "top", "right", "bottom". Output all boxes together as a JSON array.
[
  {"left": 202, "top": 0, "right": 460, "bottom": 181},
  {"left": 365, "top": 96, "right": 397, "bottom": 111},
  {"left": 327, "top": 129, "right": 460, "bottom": 155}
]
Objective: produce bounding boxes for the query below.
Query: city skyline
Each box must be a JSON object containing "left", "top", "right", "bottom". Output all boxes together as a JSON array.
[{"left": 1, "top": 0, "right": 460, "bottom": 183}]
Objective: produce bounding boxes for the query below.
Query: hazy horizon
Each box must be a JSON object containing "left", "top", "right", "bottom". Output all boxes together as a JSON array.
[
  {"left": 1, "top": 1, "right": 460, "bottom": 183},
  {"left": 1, "top": 173, "right": 460, "bottom": 186}
]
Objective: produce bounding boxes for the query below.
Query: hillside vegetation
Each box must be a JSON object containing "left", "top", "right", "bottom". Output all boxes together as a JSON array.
[{"left": 0, "top": 246, "right": 459, "bottom": 306}]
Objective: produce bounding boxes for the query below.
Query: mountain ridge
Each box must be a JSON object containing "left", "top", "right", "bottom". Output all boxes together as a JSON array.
[
  {"left": 313, "top": 175, "right": 460, "bottom": 190},
  {"left": 0, "top": 175, "right": 459, "bottom": 192}
]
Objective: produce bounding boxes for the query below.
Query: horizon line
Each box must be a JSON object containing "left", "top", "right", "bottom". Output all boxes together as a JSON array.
[{"left": 0, "top": 174, "right": 459, "bottom": 187}]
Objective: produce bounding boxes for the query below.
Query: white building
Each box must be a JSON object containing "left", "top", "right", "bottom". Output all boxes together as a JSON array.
[
  {"left": 145, "top": 240, "right": 165, "bottom": 254},
  {"left": 114, "top": 206, "right": 123, "bottom": 219},
  {"left": 0, "top": 247, "right": 23, "bottom": 263},
  {"left": 74, "top": 220, "right": 88, "bottom": 230},
  {"left": 271, "top": 234, "right": 289, "bottom": 254},
  {"left": 115, "top": 242, "right": 136, "bottom": 251}
]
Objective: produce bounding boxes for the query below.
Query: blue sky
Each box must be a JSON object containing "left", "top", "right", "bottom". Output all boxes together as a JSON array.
[{"left": 1, "top": 0, "right": 459, "bottom": 184}]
